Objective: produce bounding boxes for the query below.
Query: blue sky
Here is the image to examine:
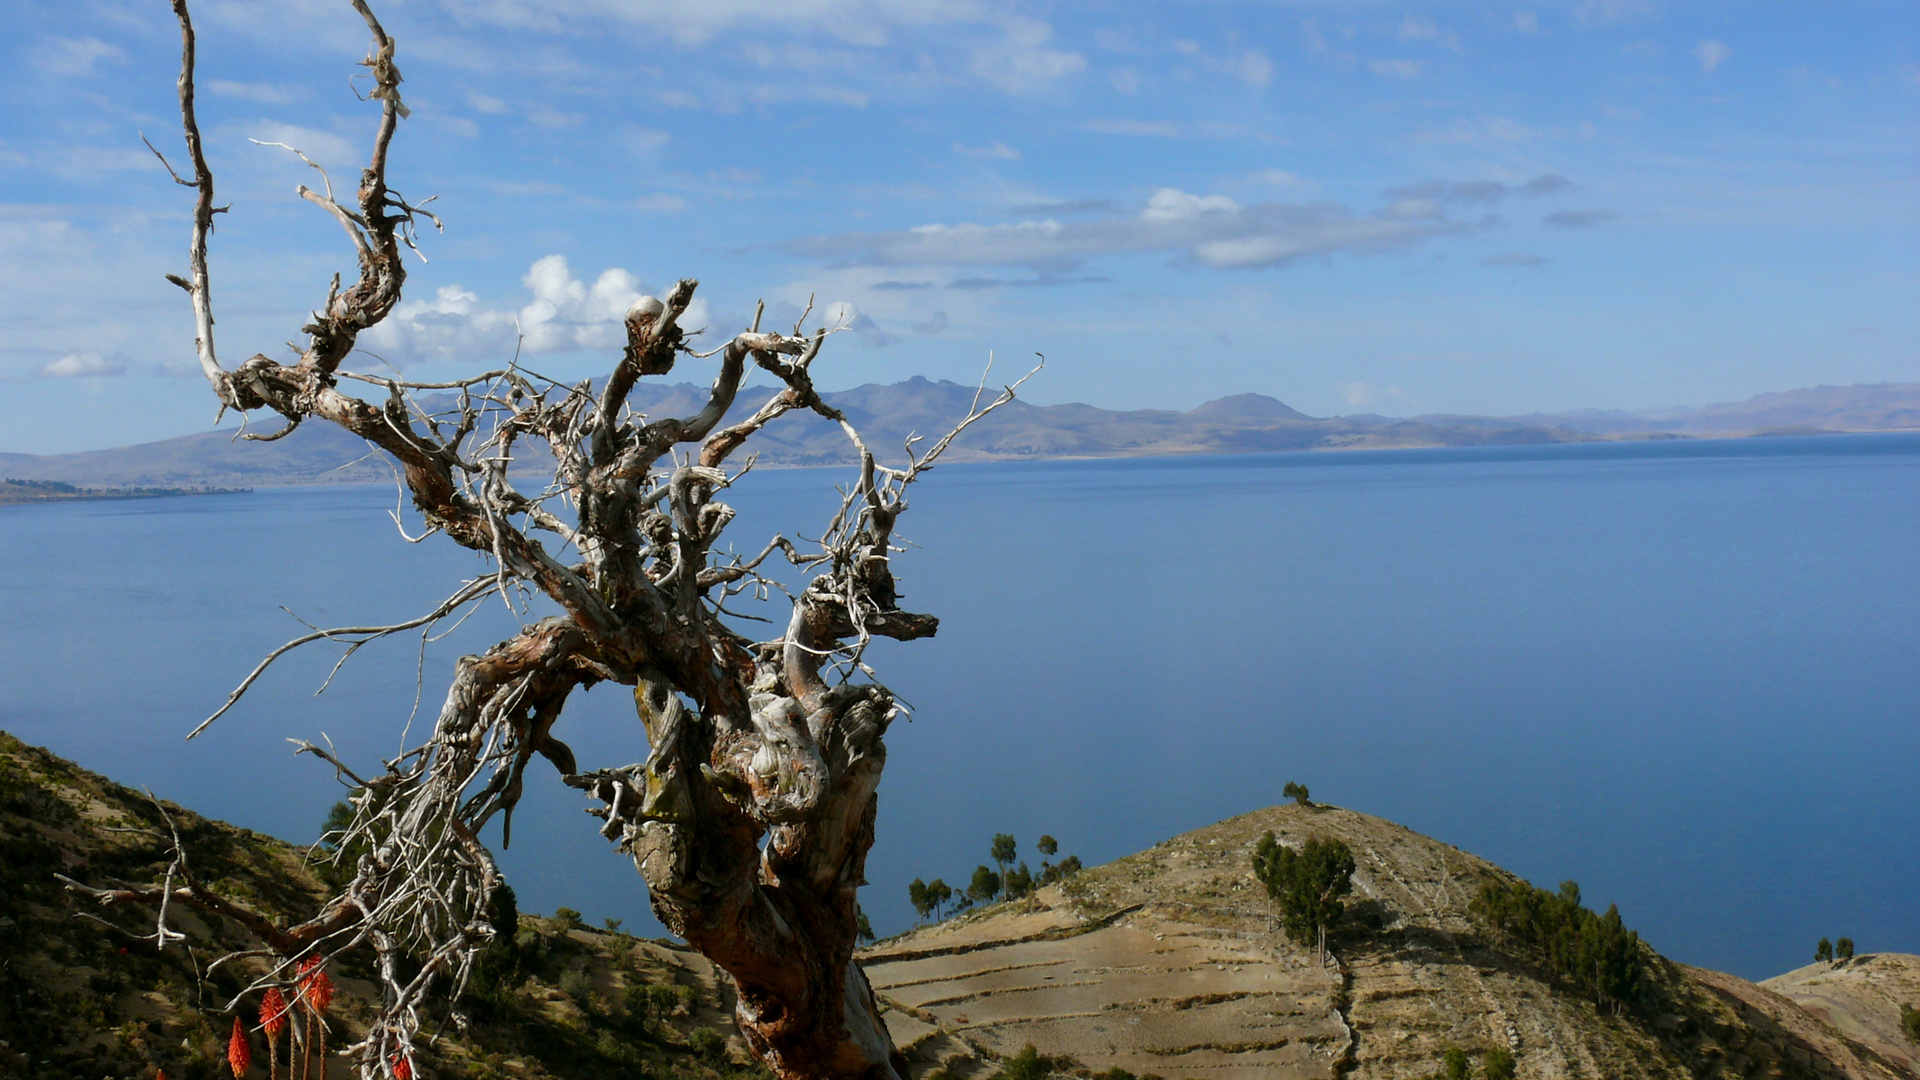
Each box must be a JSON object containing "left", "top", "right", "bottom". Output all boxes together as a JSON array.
[{"left": 2, "top": 0, "right": 1915, "bottom": 452}]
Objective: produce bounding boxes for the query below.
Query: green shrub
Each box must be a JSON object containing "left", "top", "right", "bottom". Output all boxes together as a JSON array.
[
  {"left": 1442, "top": 1046, "right": 1470, "bottom": 1080},
  {"left": 1483, "top": 1044, "right": 1516, "bottom": 1080},
  {"left": 1470, "top": 878, "right": 1646, "bottom": 1013},
  {"left": 690, "top": 1028, "right": 727, "bottom": 1064},
  {"left": 557, "top": 966, "right": 592, "bottom": 1000},
  {"left": 1900, "top": 1002, "right": 1919, "bottom": 1045},
  {"left": 991, "top": 1044, "right": 1079, "bottom": 1080}
]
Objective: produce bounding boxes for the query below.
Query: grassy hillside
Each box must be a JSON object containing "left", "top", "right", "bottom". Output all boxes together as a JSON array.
[{"left": 0, "top": 731, "right": 767, "bottom": 1080}]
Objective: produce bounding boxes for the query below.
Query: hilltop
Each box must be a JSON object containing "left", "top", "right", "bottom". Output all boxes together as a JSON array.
[
  {"left": 1, "top": 381, "right": 1914, "bottom": 489},
  {"left": 3, "top": 731, "right": 1913, "bottom": 1079},
  {"left": 859, "top": 805, "right": 1917, "bottom": 1080}
]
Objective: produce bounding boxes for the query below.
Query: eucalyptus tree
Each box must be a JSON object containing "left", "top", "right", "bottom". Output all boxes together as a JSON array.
[{"left": 62, "top": 3, "right": 1034, "bottom": 1078}]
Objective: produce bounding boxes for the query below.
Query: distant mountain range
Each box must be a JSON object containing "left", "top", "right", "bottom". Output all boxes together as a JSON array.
[{"left": 2, "top": 380, "right": 1915, "bottom": 489}]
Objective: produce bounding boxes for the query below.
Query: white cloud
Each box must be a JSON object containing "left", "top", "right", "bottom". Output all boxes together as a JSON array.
[
  {"left": 1230, "top": 50, "right": 1274, "bottom": 87},
  {"left": 955, "top": 141, "right": 1021, "bottom": 161},
  {"left": 1542, "top": 208, "right": 1617, "bottom": 228},
  {"left": 1511, "top": 11, "right": 1543, "bottom": 35},
  {"left": 1696, "top": 40, "right": 1732, "bottom": 72},
  {"left": 1141, "top": 189, "right": 1239, "bottom": 222},
  {"left": 41, "top": 352, "right": 125, "bottom": 378},
  {"left": 208, "top": 80, "right": 301, "bottom": 104},
  {"left": 788, "top": 186, "right": 1490, "bottom": 272},
  {"left": 39, "top": 37, "right": 124, "bottom": 77},
  {"left": 1368, "top": 59, "right": 1427, "bottom": 80},
  {"left": 436, "top": 0, "right": 980, "bottom": 46},
  {"left": 969, "top": 17, "right": 1085, "bottom": 94},
  {"left": 364, "top": 256, "right": 710, "bottom": 363},
  {"left": 1341, "top": 382, "right": 1405, "bottom": 408},
  {"left": 248, "top": 122, "right": 362, "bottom": 177},
  {"left": 1573, "top": 0, "right": 1659, "bottom": 27},
  {"left": 1108, "top": 68, "right": 1140, "bottom": 94},
  {"left": 1082, "top": 119, "right": 1182, "bottom": 138},
  {"left": 635, "top": 193, "right": 688, "bottom": 212},
  {"left": 1398, "top": 16, "right": 1459, "bottom": 51}
]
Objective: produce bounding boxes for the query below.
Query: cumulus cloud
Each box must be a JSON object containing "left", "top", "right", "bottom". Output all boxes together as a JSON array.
[
  {"left": 41, "top": 352, "right": 125, "bottom": 378},
  {"left": 787, "top": 185, "right": 1493, "bottom": 273},
  {"left": 1542, "top": 208, "right": 1617, "bottom": 228},
  {"left": 1695, "top": 40, "right": 1732, "bottom": 72},
  {"left": 364, "top": 255, "right": 709, "bottom": 363}
]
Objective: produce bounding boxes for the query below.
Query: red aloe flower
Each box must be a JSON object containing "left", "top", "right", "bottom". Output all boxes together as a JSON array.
[
  {"left": 391, "top": 1055, "right": 412, "bottom": 1080},
  {"left": 306, "top": 969, "right": 336, "bottom": 1015},
  {"left": 260, "top": 987, "right": 290, "bottom": 1036},
  {"left": 227, "top": 1015, "right": 251, "bottom": 1077},
  {"left": 297, "top": 957, "right": 336, "bottom": 1015}
]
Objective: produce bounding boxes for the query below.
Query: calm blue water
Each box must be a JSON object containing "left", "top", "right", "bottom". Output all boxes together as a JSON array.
[{"left": 2, "top": 434, "right": 1915, "bottom": 981}]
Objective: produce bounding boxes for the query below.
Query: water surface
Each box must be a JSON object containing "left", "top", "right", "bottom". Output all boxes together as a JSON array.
[{"left": 2, "top": 433, "right": 1914, "bottom": 980}]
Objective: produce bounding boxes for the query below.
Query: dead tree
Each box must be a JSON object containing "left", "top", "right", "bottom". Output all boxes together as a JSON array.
[{"left": 71, "top": 3, "right": 1035, "bottom": 1077}]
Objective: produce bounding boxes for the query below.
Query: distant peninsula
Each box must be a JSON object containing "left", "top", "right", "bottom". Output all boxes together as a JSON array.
[
  {"left": 1, "top": 381, "right": 1914, "bottom": 490},
  {"left": 0, "top": 478, "right": 250, "bottom": 505}
]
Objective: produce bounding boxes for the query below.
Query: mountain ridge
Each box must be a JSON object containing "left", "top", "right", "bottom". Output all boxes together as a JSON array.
[{"left": 1, "top": 380, "right": 1915, "bottom": 490}]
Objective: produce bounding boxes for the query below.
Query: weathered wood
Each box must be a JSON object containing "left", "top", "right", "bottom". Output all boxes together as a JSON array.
[{"left": 87, "top": 4, "right": 1040, "bottom": 1077}]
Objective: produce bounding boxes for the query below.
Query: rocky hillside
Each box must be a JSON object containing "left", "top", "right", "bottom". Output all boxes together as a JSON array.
[
  {"left": 0, "top": 731, "right": 767, "bottom": 1080},
  {"left": 858, "top": 805, "right": 1917, "bottom": 1080},
  {"left": 1763, "top": 956, "right": 1920, "bottom": 1073}
]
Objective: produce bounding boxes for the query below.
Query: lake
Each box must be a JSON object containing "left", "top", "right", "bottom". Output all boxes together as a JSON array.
[{"left": 2, "top": 433, "right": 1915, "bottom": 981}]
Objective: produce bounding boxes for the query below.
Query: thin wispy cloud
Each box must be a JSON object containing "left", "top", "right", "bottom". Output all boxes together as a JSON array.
[
  {"left": 788, "top": 186, "right": 1495, "bottom": 272},
  {"left": 955, "top": 141, "right": 1021, "bottom": 161},
  {"left": 1543, "top": 209, "right": 1618, "bottom": 228},
  {"left": 38, "top": 37, "right": 124, "bottom": 77},
  {"left": 1480, "top": 252, "right": 1553, "bottom": 267},
  {"left": 1696, "top": 40, "right": 1732, "bottom": 72},
  {"left": 1369, "top": 59, "right": 1427, "bottom": 80}
]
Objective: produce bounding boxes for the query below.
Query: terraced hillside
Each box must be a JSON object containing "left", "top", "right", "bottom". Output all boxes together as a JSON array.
[
  {"left": 1763, "top": 955, "right": 1920, "bottom": 1073},
  {"left": 859, "top": 805, "right": 1916, "bottom": 1080}
]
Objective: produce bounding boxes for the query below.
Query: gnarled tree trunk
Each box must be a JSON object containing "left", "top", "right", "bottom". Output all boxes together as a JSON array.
[{"left": 68, "top": 4, "right": 1036, "bottom": 1077}]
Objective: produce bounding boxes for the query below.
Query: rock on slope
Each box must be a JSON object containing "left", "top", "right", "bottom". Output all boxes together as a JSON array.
[{"left": 859, "top": 805, "right": 1915, "bottom": 1080}]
